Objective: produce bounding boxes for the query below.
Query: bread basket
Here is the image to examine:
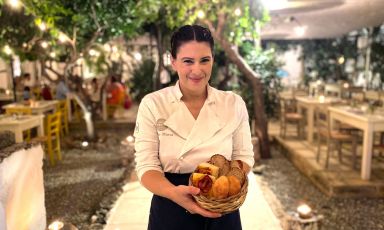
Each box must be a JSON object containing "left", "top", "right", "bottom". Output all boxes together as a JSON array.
[{"left": 188, "top": 174, "right": 248, "bottom": 214}]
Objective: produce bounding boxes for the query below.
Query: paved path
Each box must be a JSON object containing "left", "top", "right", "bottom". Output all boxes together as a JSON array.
[{"left": 105, "top": 172, "right": 282, "bottom": 230}]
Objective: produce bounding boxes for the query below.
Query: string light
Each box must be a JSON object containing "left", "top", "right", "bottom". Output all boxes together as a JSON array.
[
  {"left": 49, "top": 52, "right": 56, "bottom": 58},
  {"left": 38, "top": 22, "right": 47, "bottom": 31},
  {"left": 7, "top": 0, "right": 21, "bottom": 9},
  {"left": 40, "top": 41, "right": 49, "bottom": 49},
  {"left": 197, "top": 10, "right": 205, "bottom": 19},
  {"left": 3, "top": 45, "right": 13, "bottom": 55},
  {"left": 58, "top": 33, "right": 69, "bottom": 43},
  {"left": 133, "top": 52, "right": 142, "bottom": 61},
  {"left": 234, "top": 8, "right": 241, "bottom": 16}
]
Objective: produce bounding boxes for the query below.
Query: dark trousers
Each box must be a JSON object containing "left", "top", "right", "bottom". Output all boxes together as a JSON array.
[{"left": 148, "top": 173, "right": 242, "bottom": 230}]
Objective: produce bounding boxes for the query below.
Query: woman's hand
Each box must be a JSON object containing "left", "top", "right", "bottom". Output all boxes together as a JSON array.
[{"left": 169, "top": 185, "right": 222, "bottom": 218}]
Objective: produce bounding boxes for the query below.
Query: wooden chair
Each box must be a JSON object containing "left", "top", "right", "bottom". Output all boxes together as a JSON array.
[
  {"left": 324, "top": 84, "right": 342, "bottom": 98},
  {"left": 5, "top": 107, "right": 33, "bottom": 142},
  {"left": 279, "top": 98, "right": 304, "bottom": 138},
  {"left": 364, "top": 90, "right": 380, "bottom": 102},
  {"left": 315, "top": 107, "right": 358, "bottom": 168},
  {"left": 33, "top": 111, "right": 62, "bottom": 166},
  {"left": 56, "top": 100, "right": 69, "bottom": 136}
]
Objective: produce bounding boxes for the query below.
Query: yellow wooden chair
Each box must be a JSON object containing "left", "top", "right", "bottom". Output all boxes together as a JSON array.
[
  {"left": 6, "top": 107, "right": 33, "bottom": 142},
  {"left": 56, "top": 100, "right": 69, "bottom": 136},
  {"left": 36, "top": 111, "right": 62, "bottom": 166}
]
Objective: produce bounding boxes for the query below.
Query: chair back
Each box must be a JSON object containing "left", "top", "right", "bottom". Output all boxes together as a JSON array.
[
  {"left": 279, "top": 98, "right": 297, "bottom": 121},
  {"left": 364, "top": 90, "right": 380, "bottom": 102},
  {"left": 315, "top": 106, "right": 330, "bottom": 137},
  {"left": 56, "top": 100, "right": 68, "bottom": 117},
  {"left": 46, "top": 111, "right": 61, "bottom": 138},
  {"left": 351, "top": 91, "right": 365, "bottom": 103},
  {"left": 324, "top": 84, "right": 341, "bottom": 98},
  {"left": 6, "top": 107, "right": 32, "bottom": 115}
]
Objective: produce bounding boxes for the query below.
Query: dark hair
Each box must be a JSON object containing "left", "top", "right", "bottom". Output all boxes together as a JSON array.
[{"left": 170, "top": 25, "right": 214, "bottom": 59}]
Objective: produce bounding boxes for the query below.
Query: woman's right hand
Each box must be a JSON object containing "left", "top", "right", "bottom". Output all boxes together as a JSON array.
[{"left": 169, "top": 185, "right": 222, "bottom": 218}]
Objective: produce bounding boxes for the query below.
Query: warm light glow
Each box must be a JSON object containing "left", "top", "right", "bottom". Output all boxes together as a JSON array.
[
  {"left": 7, "top": 0, "right": 21, "bottom": 9},
  {"left": 49, "top": 52, "right": 56, "bottom": 58},
  {"left": 112, "top": 46, "right": 118, "bottom": 53},
  {"left": 338, "top": 56, "right": 345, "bottom": 64},
  {"left": 234, "top": 8, "right": 241, "bottom": 16},
  {"left": 5, "top": 90, "right": 10, "bottom": 95},
  {"left": 316, "top": 80, "right": 322, "bottom": 86},
  {"left": 89, "top": 49, "right": 97, "bottom": 56},
  {"left": 48, "top": 221, "right": 64, "bottom": 230},
  {"left": 76, "top": 58, "right": 83, "bottom": 65},
  {"left": 126, "top": 135, "right": 135, "bottom": 143},
  {"left": 294, "top": 26, "right": 306, "bottom": 37},
  {"left": 58, "top": 33, "right": 69, "bottom": 43},
  {"left": 41, "top": 41, "right": 49, "bottom": 49},
  {"left": 297, "top": 204, "right": 312, "bottom": 218},
  {"left": 103, "top": 43, "right": 111, "bottom": 52},
  {"left": 81, "top": 141, "right": 89, "bottom": 147},
  {"left": 343, "top": 83, "right": 349, "bottom": 88},
  {"left": 197, "top": 10, "right": 205, "bottom": 19},
  {"left": 22, "top": 42, "right": 27, "bottom": 48},
  {"left": 38, "top": 22, "right": 47, "bottom": 31},
  {"left": 3, "top": 45, "right": 13, "bottom": 55},
  {"left": 261, "top": 0, "right": 288, "bottom": 11},
  {"left": 319, "top": 95, "right": 325, "bottom": 103},
  {"left": 133, "top": 52, "right": 142, "bottom": 61}
]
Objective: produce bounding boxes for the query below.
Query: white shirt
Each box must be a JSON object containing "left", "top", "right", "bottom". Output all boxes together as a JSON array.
[{"left": 134, "top": 81, "right": 254, "bottom": 181}]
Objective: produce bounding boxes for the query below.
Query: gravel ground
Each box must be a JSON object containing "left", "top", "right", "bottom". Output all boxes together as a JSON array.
[
  {"left": 256, "top": 146, "right": 384, "bottom": 230},
  {"left": 43, "top": 130, "right": 135, "bottom": 229}
]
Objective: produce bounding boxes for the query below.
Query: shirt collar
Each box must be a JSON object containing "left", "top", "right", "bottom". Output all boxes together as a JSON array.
[{"left": 171, "top": 80, "right": 215, "bottom": 103}]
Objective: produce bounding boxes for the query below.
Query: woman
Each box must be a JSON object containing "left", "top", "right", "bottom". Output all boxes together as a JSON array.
[{"left": 134, "top": 25, "right": 254, "bottom": 230}]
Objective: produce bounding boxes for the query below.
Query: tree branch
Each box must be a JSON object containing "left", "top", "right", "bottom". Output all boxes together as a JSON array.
[
  {"left": 90, "top": 3, "right": 101, "bottom": 29},
  {"left": 216, "top": 13, "right": 226, "bottom": 37},
  {"left": 40, "top": 60, "right": 59, "bottom": 83}
]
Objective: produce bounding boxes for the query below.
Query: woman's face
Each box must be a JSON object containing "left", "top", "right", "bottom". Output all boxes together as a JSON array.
[{"left": 171, "top": 41, "right": 213, "bottom": 97}]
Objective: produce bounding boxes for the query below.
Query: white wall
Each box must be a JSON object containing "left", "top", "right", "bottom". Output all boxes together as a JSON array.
[{"left": 278, "top": 46, "right": 303, "bottom": 88}]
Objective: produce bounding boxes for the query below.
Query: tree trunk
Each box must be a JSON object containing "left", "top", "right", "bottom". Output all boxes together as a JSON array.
[{"left": 214, "top": 36, "right": 271, "bottom": 159}]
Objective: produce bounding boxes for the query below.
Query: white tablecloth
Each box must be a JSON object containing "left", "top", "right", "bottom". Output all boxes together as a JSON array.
[{"left": 0, "top": 145, "right": 46, "bottom": 230}]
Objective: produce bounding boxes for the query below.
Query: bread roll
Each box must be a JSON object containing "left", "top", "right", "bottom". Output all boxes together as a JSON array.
[
  {"left": 230, "top": 160, "right": 244, "bottom": 170},
  {"left": 195, "top": 162, "right": 219, "bottom": 178},
  {"left": 228, "top": 176, "right": 241, "bottom": 196},
  {"left": 227, "top": 167, "right": 245, "bottom": 186},
  {"left": 211, "top": 176, "right": 229, "bottom": 199},
  {"left": 192, "top": 173, "right": 215, "bottom": 195}
]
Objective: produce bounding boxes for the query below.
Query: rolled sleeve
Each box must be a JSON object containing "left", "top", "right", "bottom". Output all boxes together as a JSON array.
[
  {"left": 232, "top": 96, "right": 255, "bottom": 168},
  {"left": 134, "top": 97, "right": 163, "bottom": 181}
]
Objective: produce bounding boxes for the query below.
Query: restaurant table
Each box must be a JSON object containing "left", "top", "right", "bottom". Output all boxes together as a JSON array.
[
  {"left": 0, "top": 94, "right": 13, "bottom": 102},
  {"left": 296, "top": 96, "right": 341, "bottom": 143},
  {"left": 2, "top": 100, "right": 58, "bottom": 115},
  {"left": 0, "top": 115, "right": 44, "bottom": 143},
  {"left": 328, "top": 106, "right": 384, "bottom": 180}
]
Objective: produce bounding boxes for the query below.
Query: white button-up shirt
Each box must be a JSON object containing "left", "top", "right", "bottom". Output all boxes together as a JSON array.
[{"left": 134, "top": 82, "right": 254, "bottom": 181}]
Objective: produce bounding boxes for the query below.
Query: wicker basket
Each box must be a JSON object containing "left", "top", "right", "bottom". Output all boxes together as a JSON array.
[{"left": 189, "top": 175, "right": 248, "bottom": 214}]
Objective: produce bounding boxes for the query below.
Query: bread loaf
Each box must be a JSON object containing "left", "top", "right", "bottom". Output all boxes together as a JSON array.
[{"left": 210, "top": 154, "right": 230, "bottom": 176}]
